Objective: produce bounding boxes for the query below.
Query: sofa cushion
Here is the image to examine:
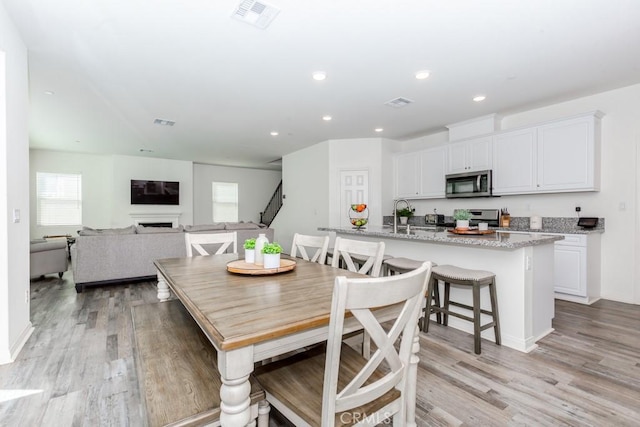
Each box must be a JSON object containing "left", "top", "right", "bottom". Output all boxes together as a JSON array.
[
  {"left": 136, "top": 224, "right": 185, "bottom": 234},
  {"left": 184, "top": 223, "right": 226, "bottom": 232},
  {"left": 30, "top": 240, "right": 67, "bottom": 253},
  {"left": 79, "top": 225, "right": 136, "bottom": 236}
]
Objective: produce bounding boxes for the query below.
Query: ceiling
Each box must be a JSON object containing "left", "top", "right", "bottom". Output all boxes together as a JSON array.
[{"left": 4, "top": 0, "right": 640, "bottom": 170}]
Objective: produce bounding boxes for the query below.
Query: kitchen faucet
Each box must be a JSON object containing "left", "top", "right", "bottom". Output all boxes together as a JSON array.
[{"left": 393, "top": 199, "right": 411, "bottom": 233}]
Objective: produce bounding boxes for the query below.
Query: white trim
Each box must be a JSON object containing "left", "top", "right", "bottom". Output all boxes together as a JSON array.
[{"left": 0, "top": 322, "right": 34, "bottom": 365}]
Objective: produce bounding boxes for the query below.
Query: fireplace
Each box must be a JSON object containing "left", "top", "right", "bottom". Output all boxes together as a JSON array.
[
  {"left": 138, "top": 222, "right": 173, "bottom": 228},
  {"left": 130, "top": 212, "right": 182, "bottom": 228}
]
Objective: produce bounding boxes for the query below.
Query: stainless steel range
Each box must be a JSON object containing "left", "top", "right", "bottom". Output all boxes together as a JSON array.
[{"left": 454, "top": 208, "right": 500, "bottom": 227}]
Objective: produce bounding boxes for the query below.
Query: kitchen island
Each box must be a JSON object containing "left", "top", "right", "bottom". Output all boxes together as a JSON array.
[{"left": 319, "top": 226, "right": 564, "bottom": 353}]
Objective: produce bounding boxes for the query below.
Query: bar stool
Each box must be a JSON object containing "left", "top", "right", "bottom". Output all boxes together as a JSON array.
[
  {"left": 383, "top": 257, "right": 441, "bottom": 324},
  {"left": 422, "top": 264, "right": 501, "bottom": 354}
]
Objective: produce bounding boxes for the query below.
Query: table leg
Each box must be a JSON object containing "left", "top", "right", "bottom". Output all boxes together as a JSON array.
[
  {"left": 157, "top": 272, "right": 171, "bottom": 301},
  {"left": 218, "top": 347, "right": 254, "bottom": 426}
]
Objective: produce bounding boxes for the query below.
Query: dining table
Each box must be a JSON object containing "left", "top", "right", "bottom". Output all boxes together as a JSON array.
[{"left": 154, "top": 253, "right": 422, "bottom": 427}]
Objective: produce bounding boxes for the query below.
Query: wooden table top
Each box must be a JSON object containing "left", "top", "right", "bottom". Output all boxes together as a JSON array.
[{"left": 154, "top": 254, "right": 364, "bottom": 351}]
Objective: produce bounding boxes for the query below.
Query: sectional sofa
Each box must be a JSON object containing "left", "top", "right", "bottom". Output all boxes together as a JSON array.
[{"left": 71, "top": 222, "right": 274, "bottom": 292}]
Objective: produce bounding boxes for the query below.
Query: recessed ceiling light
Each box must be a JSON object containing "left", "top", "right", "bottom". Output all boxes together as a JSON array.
[
  {"left": 270, "top": 131, "right": 279, "bottom": 136},
  {"left": 374, "top": 128, "right": 384, "bottom": 133},
  {"left": 312, "top": 71, "right": 327, "bottom": 81},
  {"left": 473, "top": 95, "right": 486, "bottom": 102},
  {"left": 322, "top": 115, "right": 332, "bottom": 121},
  {"left": 44, "top": 91, "right": 55, "bottom": 95},
  {"left": 415, "top": 70, "right": 430, "bottom": 80}
]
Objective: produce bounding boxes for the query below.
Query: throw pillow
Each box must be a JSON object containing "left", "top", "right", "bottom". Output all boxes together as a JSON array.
[{"left": 78, "top": 225, "right": 136, "bottom": 236}]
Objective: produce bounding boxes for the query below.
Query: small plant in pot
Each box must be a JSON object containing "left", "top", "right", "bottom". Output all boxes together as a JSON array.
[
  {"left": 261, "top": 242, "right": 283, "bottom": 269},
  {"left": 453, "top": 209, "right": 472, "bottom": 230},
  {"left": 244, "top": 238, "right": 256, "bottom": 263},
  {"left": 396, "top": 207, "right": 414, "bottom": 225}
]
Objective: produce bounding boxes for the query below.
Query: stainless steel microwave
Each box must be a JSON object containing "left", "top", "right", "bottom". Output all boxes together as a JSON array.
[{"left": 445, "top": 170, "right": 492, "bottom": 198}]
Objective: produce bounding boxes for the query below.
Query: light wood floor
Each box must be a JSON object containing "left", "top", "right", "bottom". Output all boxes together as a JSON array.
[{"left": 1, "top": 274, "right": 638, "bottom": 426}]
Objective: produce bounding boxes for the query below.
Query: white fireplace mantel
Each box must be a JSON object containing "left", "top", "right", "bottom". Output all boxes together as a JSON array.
[{"left": 130, "top": 212, "right": 182, "bottom": 227}]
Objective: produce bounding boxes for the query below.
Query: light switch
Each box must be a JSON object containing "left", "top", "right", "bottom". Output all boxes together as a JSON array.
[{"left": 12, "top": 209, "right": 20, "bottom": 223}]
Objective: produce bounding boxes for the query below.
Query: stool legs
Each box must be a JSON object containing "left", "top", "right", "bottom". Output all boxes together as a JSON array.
[
  {"left": 489, "top": 278, "right": 501, "bottom": 346},
  {"left": 422, "top": 276, "right": 501, "bottom": 354},
  {"left": 421, "top": 277, "right": 442, "bottom": 332}
]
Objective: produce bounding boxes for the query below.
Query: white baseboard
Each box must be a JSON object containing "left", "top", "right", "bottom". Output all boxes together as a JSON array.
[{"left": 0, "top": 322, "right": 34, "bottom": 365}]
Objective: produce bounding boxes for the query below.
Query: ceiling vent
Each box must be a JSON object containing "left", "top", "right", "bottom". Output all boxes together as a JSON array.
[
  {"left": 153, "top": 118, "right": 175, "bottom": 126},
  {"left": 232, "top": 0, "right": 280, "bottom": 29},
  {"left": 384, "top": 97, "right": 414, "bottom": 108}
]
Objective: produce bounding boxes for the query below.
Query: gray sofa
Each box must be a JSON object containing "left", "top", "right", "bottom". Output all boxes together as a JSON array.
[
  {"left": 30, "top": 238, "right": 69, "bottom": 279},
  {"left": 71, "top": 223, "right": 274, "bottom": 292}
]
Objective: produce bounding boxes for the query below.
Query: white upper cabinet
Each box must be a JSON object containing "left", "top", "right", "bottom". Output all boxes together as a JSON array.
[
  {"left": 394, "top": 152, "right": 420, "bottom": 198},
  {"left": 393, "top": 146, "right": 447, "bottom": 199},
  {"left": 419, "top": 146, "right": 447, "bottom": 198},
  {"left": 493, "top": 111, "right": 602, "bottom": 195},
  {"left": 446, "top": 136, "right": 492, "bottom": 174},
  {"left": 493, "top": 128, "right": 537, "bottom": 194},
  {"left": 537, "top": 114, "right": 601, "bottom": 192}
]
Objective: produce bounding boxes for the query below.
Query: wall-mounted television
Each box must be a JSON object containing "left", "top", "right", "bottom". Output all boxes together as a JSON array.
[{"left": 131, "top": 180, "right": 180, "bottom": 205}]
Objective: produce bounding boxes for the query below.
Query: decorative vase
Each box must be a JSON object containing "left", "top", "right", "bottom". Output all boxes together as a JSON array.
[
  {"left": 399, "top": 216, "right": 408, "bottom": 225},
  {"left": 244, "top": 249, "right": 255, "bottom": 263},
  {"left": 263, "top": 253, "right": 280, "bottom": 269},
  {"left": 254, "top": 233, "right": 269, "bottom": 265},
  {"left": 456, "top": 219, "right": 469, "bottom": 230}
]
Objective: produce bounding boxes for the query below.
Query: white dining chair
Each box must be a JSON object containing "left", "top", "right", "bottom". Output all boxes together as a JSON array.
[
  {"left": 185, "top": 232, "right": 237, "bottom": 256},
  {"left": 290, "top": 233, "right": 330, "bottom": 264},
  {"left": 254, "top": 261, "right": 433, "bottom": 426},
  {"left": 330, "top": 237, "right": 385, "bottom": 278}
]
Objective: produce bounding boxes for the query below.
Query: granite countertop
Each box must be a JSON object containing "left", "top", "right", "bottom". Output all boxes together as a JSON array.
[{"left": 319, "top": 226, "right": 564, "bottom": 250}]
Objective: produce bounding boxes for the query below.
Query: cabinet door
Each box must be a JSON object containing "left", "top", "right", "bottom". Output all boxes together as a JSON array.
[
  {"left": 537, "top": 115, "right": 598, "bottom": 192},
  {"left": 394, "top": 152, "right": 419, "bottom": 198},
  {"left": 554, "top": 242, "right": 587, "bottom": 297},
  {"left": 468, "top": 136, "right": 493, "bottom": 171},
  {"left": 447, "top": 137, "right": 492, "bottom": 174},
  {"left": 447, "top": 142, "right": 468, "bottom": 174},
  {"left": 492, "top": 128, "right": 537, "bottom": 195},
  {"left": 419, "top": 146, "right": 447, "bottom": 198}
]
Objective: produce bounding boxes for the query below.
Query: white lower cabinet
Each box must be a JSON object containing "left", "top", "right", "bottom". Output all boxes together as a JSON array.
[{"left": 552, "top": 233, "right": 601, "bottom": 304}]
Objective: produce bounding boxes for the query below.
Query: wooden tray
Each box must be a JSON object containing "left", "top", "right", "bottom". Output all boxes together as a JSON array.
[
  {"left": 447, "top": 228, "right": 496, "bottom": 235},
  {"left": 227, "top": 259, "right": 296, "bottom": 275}
]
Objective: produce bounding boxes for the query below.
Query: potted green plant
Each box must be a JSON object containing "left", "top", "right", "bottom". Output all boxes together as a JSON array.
[
  {"left": 261, "top": 242, "right": 283, "bottom": 269},
  {"left": 396, "top": 207, "right": 414, "bottom": 225},
  {"left": 243, "top": 238, "right": 256, "bottom": 263},
  {"left": 453, "top": 209, "right": 472, "bottom": 230}
]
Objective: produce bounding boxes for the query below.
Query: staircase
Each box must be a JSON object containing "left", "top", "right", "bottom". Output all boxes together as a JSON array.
[{"left": 260, "top": 180, "right": 283, "bottom": 227}]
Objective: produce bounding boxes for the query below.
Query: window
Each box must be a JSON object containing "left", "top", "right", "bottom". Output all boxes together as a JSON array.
[
  {"left": 36, "top": 172, "right": 82, "bottom": 226},
  {"left": 212, "top": 182, "right": 238, "bottom": 222}
]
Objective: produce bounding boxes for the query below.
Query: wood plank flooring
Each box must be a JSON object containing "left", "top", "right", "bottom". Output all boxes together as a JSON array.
[{"left": 1, "top": 274, "right": 638, "bottom": 426}]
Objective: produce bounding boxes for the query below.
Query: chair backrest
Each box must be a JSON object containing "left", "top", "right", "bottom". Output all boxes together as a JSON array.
[
  {"left": 290, "top": 233, "right": 330, "bottom": 264},
  {"left": 321, "top": 261, "right": 432, "bottom": 424},
  {"left": 185, "top": 232, "right": 237, "bottom": 256},
  {"left": 330, "top": 236, "right": 385, "bottom": 277}
]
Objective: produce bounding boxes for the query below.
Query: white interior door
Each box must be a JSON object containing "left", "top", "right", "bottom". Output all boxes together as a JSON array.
[{"left": 340, "top": 170, "right": 369, "bottom": 228}]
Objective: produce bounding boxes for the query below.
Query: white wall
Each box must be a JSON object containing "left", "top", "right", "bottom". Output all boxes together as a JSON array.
[
  {"left": 390, "top": 83, "right": 640, "bottom": 304},
  {"left": 1, "top": 4, "right": 32, "bottom": 364},
  {"left": 30, "top": 151, "right": 195, "bottom": 235},
  {"left": 192, "top": 163, "right": 281, "bottom": 225},
  {"left": 273, "top": 142, "right": 330, "bottom": 253},
  {"left": 112, "top": 155, "right": 193, "bottom": 227},
  {"left": 30, "top": 150, "right": 114, "bottom": 237}
]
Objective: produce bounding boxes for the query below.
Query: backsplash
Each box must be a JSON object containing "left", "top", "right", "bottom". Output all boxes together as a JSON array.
[{"left": 382, "top": 215, "right": 605, "bottom": 234}]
